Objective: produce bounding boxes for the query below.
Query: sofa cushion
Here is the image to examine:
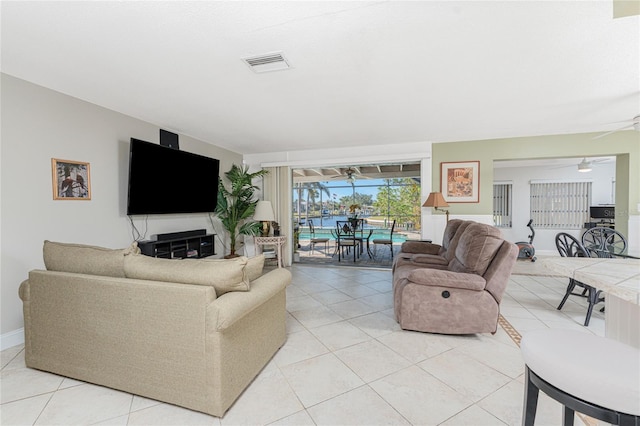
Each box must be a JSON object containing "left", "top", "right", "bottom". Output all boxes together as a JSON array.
[
  {"left": 442, "top": 220, "right": 474, "bottom": 262},
  {"left": 440, "top": 219, "right": 463, "bottom": 251},
  {"left": 245, "top": 254, "right": 265, "bottom": 281},
  {"left": 43, "top": 240, "right": 139, "bottom": 278},
  {"left": 124, "top": 254, "right": 250, "bottom": 295},
  {"left": 449, "top": 223, "right": 504, "bottom": 276}
]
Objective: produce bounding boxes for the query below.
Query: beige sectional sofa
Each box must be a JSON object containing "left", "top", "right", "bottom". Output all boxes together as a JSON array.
[
  {"left": 393, "top": 220, "right": 518, "bottom": 334},
  {"left": 19, "top": 241, "right": 291, "bottom": 417}
]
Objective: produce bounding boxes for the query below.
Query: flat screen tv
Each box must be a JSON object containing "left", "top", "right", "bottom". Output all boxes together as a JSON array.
[{"left": 127, "top": 138, "right": 220, "bottom": 215}]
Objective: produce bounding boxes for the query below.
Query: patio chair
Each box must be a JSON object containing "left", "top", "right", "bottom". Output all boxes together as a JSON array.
[
  {"left": 362, "top": 229, "right": 374, "bottom": 258},
  {"left": 345, "top": 218, "right": 373, "bottom": 258},
  {"left": 372, "top": 220, "right": 396, "bottom": 259},
  {"left": 581, "top": 227, "right": 627, "bottom": 258},
  {"left": 351, "top": 219, "right": 373, "bottom": 258},
  {"left": 308, "top": 220, "right": 329, "bottom": 254},
  {"left": 334, "top": 221, "right": 361, "bottom": 262},
  {"left": 555, "top": 232, "right": 604, "bottom": 326}
]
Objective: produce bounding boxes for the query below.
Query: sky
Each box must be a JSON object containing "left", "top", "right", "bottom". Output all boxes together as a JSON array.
[{"left": 293, "top": 179, "right": 387, "bottom": 205}]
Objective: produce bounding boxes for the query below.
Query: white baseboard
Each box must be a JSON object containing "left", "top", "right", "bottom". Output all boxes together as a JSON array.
[{"left": 1, "top": 328, "right": 25, "bottom": 351}]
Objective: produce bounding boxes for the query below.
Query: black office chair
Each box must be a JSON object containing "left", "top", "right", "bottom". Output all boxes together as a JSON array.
[
  {"left": 555, "top": 233, "right": 604, "bottom": 326},
  {"left": 308, "top": 220, "right": 329, "bottom": 254}
]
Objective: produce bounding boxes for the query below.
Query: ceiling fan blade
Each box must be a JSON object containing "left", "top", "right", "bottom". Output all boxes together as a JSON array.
[{"left": 592, "top": 123, "right": 633, "bottom": 140}]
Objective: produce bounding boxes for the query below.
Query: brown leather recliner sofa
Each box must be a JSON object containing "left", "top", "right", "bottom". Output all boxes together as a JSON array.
[{"left": 392, "top": 220, "right": 518, "bottom": 334}]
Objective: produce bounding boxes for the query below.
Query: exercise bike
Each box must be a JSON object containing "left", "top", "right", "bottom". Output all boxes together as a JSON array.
[{"left": 516, "top": 219, "right": 537, "bottom": 262}]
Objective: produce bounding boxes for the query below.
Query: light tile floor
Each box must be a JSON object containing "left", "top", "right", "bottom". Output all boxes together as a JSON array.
[{"left": 1, "top": 264, "right": 605, "bottom": 426}]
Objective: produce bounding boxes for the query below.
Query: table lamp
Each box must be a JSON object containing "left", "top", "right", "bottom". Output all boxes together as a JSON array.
[
  {"left": 254, "top": 201, "right": 275, "bottom": 237},
  {"left": 423, "top": 192, "right": 450, "bottom": 222}
]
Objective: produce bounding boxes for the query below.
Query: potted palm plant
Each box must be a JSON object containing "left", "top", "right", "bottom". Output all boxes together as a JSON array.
[{"left": 215, "top": 164, "right": 269, "bottom": 258}]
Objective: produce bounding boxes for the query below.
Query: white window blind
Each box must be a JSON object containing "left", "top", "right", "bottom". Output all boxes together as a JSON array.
[
  {"left": 493, "top": 183, "right": 512, "bottom": 228},
  {"left": 530, "top": 181, "right": 592, "bottom": 228}
]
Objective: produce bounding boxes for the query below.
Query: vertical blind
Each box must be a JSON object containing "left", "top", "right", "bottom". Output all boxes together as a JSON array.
[
  {"left": 530, "top": 181, "right": 592, "bottom": 228},
  {"left": 493, "top": 183, "right": 512, "bottom": 228}
]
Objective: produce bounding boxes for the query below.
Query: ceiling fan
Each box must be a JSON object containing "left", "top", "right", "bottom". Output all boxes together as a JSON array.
[
  {"left": 593, "top": 115, "right": 640, "bottom": 140},
  {"left": 548, "top": 156, "right": 614, "bottom": 172},
  {"left": 330, "top": 167, "right": 365, "bottom": 184}
]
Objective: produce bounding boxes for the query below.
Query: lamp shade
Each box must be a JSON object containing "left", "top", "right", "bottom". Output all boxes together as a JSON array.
[
  {"left": 423, "top": 192, "right": 449, "bottom": 208},
  {"left": 254, "top": 201, "right": 275, "bottom": 221}
]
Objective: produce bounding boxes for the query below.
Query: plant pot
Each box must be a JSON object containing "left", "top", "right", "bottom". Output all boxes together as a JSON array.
[{"left": 224, "top": 254, "right": 241, "bottom": 259}]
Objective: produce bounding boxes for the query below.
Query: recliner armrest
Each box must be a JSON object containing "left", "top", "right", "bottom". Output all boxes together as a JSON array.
[
  {"left": 407, "top": 269, "right": 486, "bottom": 291},
  {"left": 410, "top": 253, "right": 449, "bottom": 266},
  {"left": 400, "top": 241, "right": 442, "bottom": 255}
]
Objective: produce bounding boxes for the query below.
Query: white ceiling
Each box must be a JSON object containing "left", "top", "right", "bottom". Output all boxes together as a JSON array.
[
  {"left": 494, "top": 155, "right": 615, "bottom": 169},
  {"left": 2, "top": 1, "right": 639, "bottom": 155}
]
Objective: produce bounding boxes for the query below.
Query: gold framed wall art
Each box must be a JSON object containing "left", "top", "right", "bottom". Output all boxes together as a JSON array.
[
  {"left": 52, "top": 158, "right": 91, "bottom": 200},
  {"left": 441, "top": 161, "right": 479, "bottom": 203}
]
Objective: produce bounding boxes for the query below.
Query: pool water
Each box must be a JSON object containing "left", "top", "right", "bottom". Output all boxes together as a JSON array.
[{"left": 298, "top": 229, "right": 407, "bottom": 243}]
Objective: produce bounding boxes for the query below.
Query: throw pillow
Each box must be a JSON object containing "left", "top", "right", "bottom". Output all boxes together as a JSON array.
[
  {"left": 245, "top": 254, "right": 265, "bottom": 281},
  {"left": 43, "top": 240, "right": 136, "bottom": 278},
  {"left": 124, "top": 254, "right": 250, "bottom": 295}
]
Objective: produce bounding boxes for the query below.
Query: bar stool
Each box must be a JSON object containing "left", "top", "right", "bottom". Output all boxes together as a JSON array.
[{"left": 520, "top": 329, "right": 639, "bottom": 426}]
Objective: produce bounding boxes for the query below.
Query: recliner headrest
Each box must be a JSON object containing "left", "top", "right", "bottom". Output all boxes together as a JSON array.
[{"left": 449, "top": 223, "right": 504, "bottom": 276}]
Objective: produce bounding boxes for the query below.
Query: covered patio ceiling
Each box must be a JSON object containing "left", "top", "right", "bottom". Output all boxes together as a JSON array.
[{"left": 292, "top": 162, "right": 421, "bottom": 183}]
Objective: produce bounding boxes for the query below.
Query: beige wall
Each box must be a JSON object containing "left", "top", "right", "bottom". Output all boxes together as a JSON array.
[
  {"left": 0, "top": 74, "right": 242, "bottom": 345},
  {"left": 432, "top": 133, "right": 640, "bottom": 238}
]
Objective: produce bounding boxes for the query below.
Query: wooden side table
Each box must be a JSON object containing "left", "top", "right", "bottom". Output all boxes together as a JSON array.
[{"left": 254, "top": 235, "right": 287, "bottom": 268}]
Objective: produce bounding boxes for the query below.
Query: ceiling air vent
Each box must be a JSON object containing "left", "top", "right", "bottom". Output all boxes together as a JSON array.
[{"left": 243, "top": 52, "right": 291, "bottom": 73}]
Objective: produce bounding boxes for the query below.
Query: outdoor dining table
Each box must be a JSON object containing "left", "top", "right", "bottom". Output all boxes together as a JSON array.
[{"left": 335, "top": 220, "right": 381, "bottom": 262}]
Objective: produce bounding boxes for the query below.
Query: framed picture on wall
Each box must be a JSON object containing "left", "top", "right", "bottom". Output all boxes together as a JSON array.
[
  {"left": 51, "top": 158, "right": 91, "bottom": 200},
  {"left": 441, "top": 161, "right": 480, "bottom": 203}
]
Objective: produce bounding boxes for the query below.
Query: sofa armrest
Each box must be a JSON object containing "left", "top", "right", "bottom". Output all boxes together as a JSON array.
[
  {"left": 407, "top": 269, "right": 486, "bottom": 291},
  {"left": 400, "top": 241, "right": 442, "bottom": 255},
  {"left": 19, "top": 279, "right": 29, "bottom": 301},
  {"left": 210, "top": 268, "right": 291, "bottom": 331}
]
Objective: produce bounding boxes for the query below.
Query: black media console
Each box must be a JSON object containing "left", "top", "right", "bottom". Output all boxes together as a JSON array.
[{"left": 138, "top": 233, "right": 216, "bottom": 259}]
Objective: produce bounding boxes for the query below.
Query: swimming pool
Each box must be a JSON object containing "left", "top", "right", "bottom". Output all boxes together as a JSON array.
[{"left": 297, "top": 228, "right": 408, "bottom": 243}]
